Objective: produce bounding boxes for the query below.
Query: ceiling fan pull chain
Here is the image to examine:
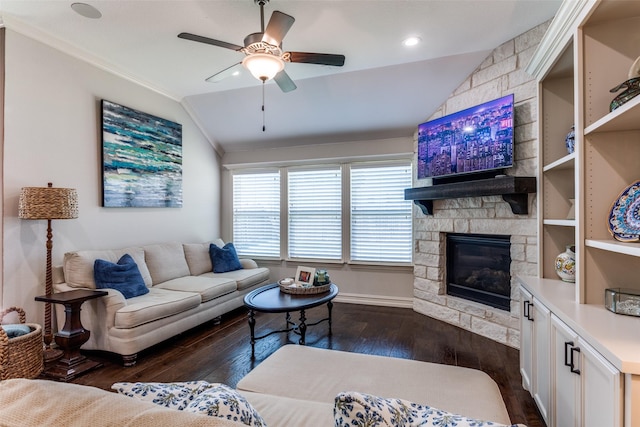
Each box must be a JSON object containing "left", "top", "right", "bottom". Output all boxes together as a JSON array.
[{"left": 262, "top": 80, "right": 266, "bottom": 132}]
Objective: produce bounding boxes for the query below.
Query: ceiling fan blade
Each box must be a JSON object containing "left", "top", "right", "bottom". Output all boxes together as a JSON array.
[
  {"left": 205, "top": 62, "right": 243, "bottom": 83},
  {"left": 287, "top": 52, "right": 345, "bottom": 67},
  {"left": 263, "top": 11, "right": 295, "bottom": 46},
  {"left": 274, "top": 70, "right": 297, "bottom": 93},
  {"left": 178, "top": 32, "right": 243, "bottom": 51}
]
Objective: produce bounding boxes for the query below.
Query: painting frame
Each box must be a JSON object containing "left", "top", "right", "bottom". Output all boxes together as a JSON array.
[
  {"left": 101, "top": 99, "right": 183, "bottom": 208},
  {"left": 295, "top": 266, "right": 316, "bottom": 287}
]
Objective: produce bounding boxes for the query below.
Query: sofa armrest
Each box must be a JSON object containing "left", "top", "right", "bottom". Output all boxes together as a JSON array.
[{"left": 239, "top": 258, "right": 259, "bottom": 269}]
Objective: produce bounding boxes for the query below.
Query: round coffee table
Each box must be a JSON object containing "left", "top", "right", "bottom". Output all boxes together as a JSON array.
[{"left": 243, "top": 283, "right": 338, "bottom": 358}]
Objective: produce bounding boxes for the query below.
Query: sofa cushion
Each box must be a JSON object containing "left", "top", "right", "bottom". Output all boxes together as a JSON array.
[
  {"left": 184, "top": 240, "right": 225, "bottom": 276},
  {"left": 334, "top": 391, "right": 521, "bottom": 427},
  {"left": 0, "top": 379, "right": 244, "bottom": 427},
  {"left": 210, "top": 243, "right": 243, "bottom": 273},
  {"left": 143, "top": 242, "right": 191, "bottom": 285},
  {"left": 94, "top": 254, "right": 149, "bottom": 299},
  {"left": 199, "top": 268, "right": 270, "bottom": 291},
  {"left": 64, "top": 246, "right": 152, "bottom": 289},
  {"left": 114, "top": 288, "right": 201, "bottom": 329},
  {"left": 155, "top": 276, "right": 237, "bottom": 303},
  {"left": 112, "top": 381, "right": 266, "bottom": 427}
]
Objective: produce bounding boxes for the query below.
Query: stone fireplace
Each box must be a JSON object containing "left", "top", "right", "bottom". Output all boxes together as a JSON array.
[{"left": 408, "top": 22, "right": 546, "bottom": 349}]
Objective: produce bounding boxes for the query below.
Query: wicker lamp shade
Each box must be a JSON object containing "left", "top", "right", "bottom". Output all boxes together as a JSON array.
[{"left": 19, "top": 183, "right": 78, "bottom": 220}]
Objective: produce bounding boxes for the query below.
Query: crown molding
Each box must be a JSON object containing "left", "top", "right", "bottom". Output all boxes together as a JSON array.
[
  {"left": 180, "top": 99, "right": 225, "bottom": 157},
  {"left": 526, "top": 0, "right": 597, "bottom": 79}
]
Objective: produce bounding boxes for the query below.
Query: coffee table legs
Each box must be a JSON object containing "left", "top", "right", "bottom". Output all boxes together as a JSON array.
[
  {"left": 247, "top": 302, "right": 333, "bottom": 358},
  {"left": 248, "top": 309, "right": 256, "bottom": 359},
  {"left": 298, "top": 309, "right": 307, "bottom": 345}
]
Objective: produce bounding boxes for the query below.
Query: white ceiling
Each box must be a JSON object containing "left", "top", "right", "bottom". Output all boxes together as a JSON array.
[{"left": 0, "top": 0, "right": 561, "bottom": 153}]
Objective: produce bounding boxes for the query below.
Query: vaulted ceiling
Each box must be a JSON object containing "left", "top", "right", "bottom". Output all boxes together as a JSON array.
[{"left": 0, "top": 1, "right": 561, "bottom": 153}]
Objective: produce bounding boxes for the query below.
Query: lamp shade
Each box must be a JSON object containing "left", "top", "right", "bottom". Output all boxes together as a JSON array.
[
  {"left": 242, "top": 53, "right": 285, "bottom": 81},
  {"left": 19, "top": 184, "right": 78, "bottom": 220}
]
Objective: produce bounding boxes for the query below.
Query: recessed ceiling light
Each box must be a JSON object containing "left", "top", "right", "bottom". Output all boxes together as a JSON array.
[
  {"left": 71, "top": 3, "right": 102, "bottom": 19},
  {"left": 402, "top": 36, "right": 421, "bottom": 47}
]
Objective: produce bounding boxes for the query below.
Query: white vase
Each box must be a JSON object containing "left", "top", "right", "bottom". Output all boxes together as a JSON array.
[{"left": 555, "top": 245, "right": 576, "bottom": 282}]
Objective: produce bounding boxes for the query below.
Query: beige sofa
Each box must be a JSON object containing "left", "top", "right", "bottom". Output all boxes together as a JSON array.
[
  {"left": 52, "top": 240, "right": 270, "bottom": 366},
  {"left": 0, "top": 345, "right": 522, "bottom": 427}
]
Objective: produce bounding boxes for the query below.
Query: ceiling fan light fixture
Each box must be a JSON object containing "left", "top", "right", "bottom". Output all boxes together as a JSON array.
[{"left": 242, "top": 53, "right": 284, "bottom": 81}]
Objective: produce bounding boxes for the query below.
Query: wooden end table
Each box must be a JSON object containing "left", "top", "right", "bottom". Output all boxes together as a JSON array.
[
  {"left": 35, "top": 289, "right": 107, "bottom": 381},
  {"left": 243, "top": 283, "right": 338, "bottom": 358}
]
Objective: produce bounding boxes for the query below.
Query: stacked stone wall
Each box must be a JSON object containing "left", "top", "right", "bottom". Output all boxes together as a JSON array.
[{"left": 412, "top": 21, "right": 550, "bottom": 348}]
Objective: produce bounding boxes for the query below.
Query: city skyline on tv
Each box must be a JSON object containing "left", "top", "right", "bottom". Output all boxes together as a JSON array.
[{"left": 417, "top": 94, "right": 514, "bottom": 180}]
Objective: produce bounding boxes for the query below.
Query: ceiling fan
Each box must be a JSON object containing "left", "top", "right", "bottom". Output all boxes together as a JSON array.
[{"left": 178, "top": 0, "right": 345, "bottom": 93}]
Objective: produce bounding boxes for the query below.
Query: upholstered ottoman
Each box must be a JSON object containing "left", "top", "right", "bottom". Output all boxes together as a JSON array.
[{"left": 237, "top": 345, "right": 512, "bottom": 426}]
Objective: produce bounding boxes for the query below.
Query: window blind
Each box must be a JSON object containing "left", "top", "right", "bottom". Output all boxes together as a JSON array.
[
  {"left": 288, "top": 168, "right": 342, "bottom": 259},
  {"left": 232, "top": 171, "right": 280, "bottom": 257},
  {"left": 350, "top": 163, "right": 413, "bottom": 262}
]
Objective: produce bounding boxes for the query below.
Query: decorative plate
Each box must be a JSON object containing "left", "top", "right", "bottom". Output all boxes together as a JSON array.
[{"left": 608, "top": 180, "right": 640, "bottom": 242}]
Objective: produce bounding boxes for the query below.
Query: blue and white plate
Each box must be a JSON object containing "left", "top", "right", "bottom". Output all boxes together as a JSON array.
[{"left": 608, "top": 180, "right": 640, "bottom": 242}]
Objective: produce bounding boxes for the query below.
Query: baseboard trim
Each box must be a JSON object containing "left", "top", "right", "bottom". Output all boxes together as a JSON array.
[{"left": 334, "top": 293, "right": 413, "bottom": 308}]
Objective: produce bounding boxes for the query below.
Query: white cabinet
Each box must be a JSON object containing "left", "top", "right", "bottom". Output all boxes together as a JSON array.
[
  {"left": 551, "top": 313, "right": 622, "bottom": 427},
  {"left": 520, "top": 288, "right": 552, "bottom": 425}
]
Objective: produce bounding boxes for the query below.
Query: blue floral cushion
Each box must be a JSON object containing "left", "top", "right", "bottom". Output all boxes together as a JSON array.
[
  {"left": 209, "top": 242, "right": 243, "bottom": 273},
  {"left": 112, "top": 381, "right": 266, "bottom": 426},
  {"left": 94, "top": 254, "right": 149, "bottom": 299},
  {"left": 334, "top": 391, "right": 522, "bottom": 427}
]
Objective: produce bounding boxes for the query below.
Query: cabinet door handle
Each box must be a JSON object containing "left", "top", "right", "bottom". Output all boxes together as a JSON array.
[
  {"left": 564, "top": 341, "right": 574, "bottom": 367},
  {"left": 570, "top": 346, "right": 581, "bottom": 375},
  {"left": 523, "top": 300, "right": 534, "bottom": 321}
]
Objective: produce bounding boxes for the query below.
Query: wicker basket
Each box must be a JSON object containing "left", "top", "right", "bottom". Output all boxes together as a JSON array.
[
  {"left": 279, "top": 282, "right": 331, "bottom": 295},
  {"left": 0, "top": 307, "right": 44, "bottom": 380}
]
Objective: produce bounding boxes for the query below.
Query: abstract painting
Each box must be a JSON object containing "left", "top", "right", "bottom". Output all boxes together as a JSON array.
[{"left": 101, "top": 100, "right": 183, "bottom": 207}]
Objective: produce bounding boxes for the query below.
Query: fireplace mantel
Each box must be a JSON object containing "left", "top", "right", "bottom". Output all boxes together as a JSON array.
[{"left": 404, "top": 176, "right": 536, "bottom": 215}]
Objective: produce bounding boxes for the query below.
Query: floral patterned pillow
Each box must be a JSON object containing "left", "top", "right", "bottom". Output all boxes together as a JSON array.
[
  {"left": 112, "top": 381, "right": 266, "bottom": 426},
  {"left": 334, "top": 391, "right": 523, "bottom": 427}
]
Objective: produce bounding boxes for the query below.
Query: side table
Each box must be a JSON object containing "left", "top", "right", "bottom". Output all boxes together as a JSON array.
[{"left": 35, "top": 289, "right": 107, "bottom": 381}]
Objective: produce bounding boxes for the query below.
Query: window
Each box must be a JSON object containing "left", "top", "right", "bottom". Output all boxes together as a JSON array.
[
  {"left": 351, "top": 164, "right": 413, "bottom": 263},
  {"left": 232, "top": 171, "right": 280, "bottom": 257},
  {"left": 288, "top": 168, "right": 342, "bottom": 259},
  {"left": 230, "top": 160, "right": 412, "bottom": 264}
]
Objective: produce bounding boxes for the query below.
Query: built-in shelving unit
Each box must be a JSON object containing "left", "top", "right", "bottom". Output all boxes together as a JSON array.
[{"left": 521, "top": 0, "right": 640, "bottom": 425}]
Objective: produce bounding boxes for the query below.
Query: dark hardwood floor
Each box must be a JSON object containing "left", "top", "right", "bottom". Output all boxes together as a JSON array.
[{"left": 71, "top": 303, "right": 545, "bottom": 426}]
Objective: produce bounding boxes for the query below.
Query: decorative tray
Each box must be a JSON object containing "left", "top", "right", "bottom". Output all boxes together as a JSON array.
[
  {"left": 608, "top": 180, "right": 640, "bottom": 242},
  {"left": 278, "top": 280, "right": 331, "bottom": 295}
]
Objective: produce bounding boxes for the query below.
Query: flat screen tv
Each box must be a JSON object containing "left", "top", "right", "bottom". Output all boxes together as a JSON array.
[{"left": 417, "top": 94, "right": 514, "bottom": 180}]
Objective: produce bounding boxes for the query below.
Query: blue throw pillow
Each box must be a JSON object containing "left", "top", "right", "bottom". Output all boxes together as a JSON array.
[
  {"left": 94, "top": 254, "right": 149, "bottom": 299},
  {"left": 209, "top": 243, "right": 243, "bottom": 273}
]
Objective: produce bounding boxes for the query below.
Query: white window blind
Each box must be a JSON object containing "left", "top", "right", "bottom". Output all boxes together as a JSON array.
[
  {"left": 350, "top": 163, "right": 413, "bottom": 263},
  {"left": 288, "top": 168, "right": 342, "bottom": 259},
  {"left": 232, "top": 171, "right": 280, "bottom": 257}
]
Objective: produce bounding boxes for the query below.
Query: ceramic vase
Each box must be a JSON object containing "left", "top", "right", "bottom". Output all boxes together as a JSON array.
[
  {"left": 565, "top": 125, "right": 575, "bottom": 154},
  {"left": 555, "top": 245, "right": 576, "bottom": 283}
]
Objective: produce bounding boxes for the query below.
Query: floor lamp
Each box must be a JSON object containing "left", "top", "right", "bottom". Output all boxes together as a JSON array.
[{"left": 19, "top": 182, "right": 78, "bottom": 362}]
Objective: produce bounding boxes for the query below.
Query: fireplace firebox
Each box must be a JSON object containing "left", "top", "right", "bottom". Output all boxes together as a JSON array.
[{"left": 446, "top": 233, "right": 511, "bottom": 311}]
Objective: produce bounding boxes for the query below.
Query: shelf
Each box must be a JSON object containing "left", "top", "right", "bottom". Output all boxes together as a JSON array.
[
  {"left": 404, "top": 176, "right": 536, "bottom": 215},
  {"left": 543, "top": 152, "right": 575, "bottom": 172},
  {"left": 586, "top": 239, "right": 640, "bottom": 257},
  {"left": 585, "top": 95, "right": 640, "bottom": 134},
  {"left": 543, "top": 219, "right": 576, "bottom": 227}
]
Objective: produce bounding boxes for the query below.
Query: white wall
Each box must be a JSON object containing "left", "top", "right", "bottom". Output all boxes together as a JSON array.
[{"left": 2, "top": 30, "right": 221, "bottom": 323}]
